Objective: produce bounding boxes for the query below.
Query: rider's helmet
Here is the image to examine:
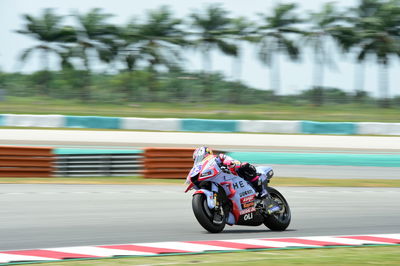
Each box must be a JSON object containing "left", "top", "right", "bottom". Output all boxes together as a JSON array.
[{"left": 193, "top": 146, "right": 213, "bottom": 164}]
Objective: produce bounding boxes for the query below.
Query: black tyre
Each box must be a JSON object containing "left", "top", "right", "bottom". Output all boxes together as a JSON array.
[
  {"left": 263, "top": 187, "right": 291, "bottom": 231},
  {"left": 192, "top": 193, "right": 226, "bottom": 233}
]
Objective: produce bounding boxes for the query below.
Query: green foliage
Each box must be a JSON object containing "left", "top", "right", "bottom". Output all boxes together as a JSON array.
[
  {"left": 10, "top": 1, "right": 400, "bottom": 107},
  {"left": 190, "top": 4, "right": 238, "bottom": 70},
  {"left": 257, "top": 3, "right": 302, "bottom": 66},
  {"left": 301, "top": 87, "right": 352, "bottom": 105},
  {"left": 2, "top": 70, "right": 398, "bottom": 108}
]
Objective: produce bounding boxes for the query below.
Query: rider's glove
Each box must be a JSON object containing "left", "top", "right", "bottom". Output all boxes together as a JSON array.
[
  {"left": 238, "top": 162, "right": 258, "bottom": 179},
  {"left": 220, "top": 165, "right": 231, "bottom": 174},
  {"left": 223, "top": 159, "right": 241, "bottom": 175}
]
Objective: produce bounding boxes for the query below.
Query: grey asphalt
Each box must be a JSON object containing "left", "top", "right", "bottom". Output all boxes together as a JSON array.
[{"left": 0, "top": 184, "right": 399, "bottom": 251}]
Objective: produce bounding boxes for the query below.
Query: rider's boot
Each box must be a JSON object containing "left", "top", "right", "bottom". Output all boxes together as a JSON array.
[
  {"left": 250, "top": 176, "right": 267, "bottom": 199},
  {"left": 251, "top": 176, "right": 280, "bottom": 215}
]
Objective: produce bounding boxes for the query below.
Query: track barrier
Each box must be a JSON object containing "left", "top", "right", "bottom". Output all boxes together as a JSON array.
[
  {"left": 2, "top": 114, "right": 400, "bottom": 135},
  {"left": 54, "top": 148, "right": 142, "bottom": 177},
  {"left": 1, "top": 145, "right": 399, "bottom": 178},
  {"left": 143, "top": 147, "right": 195, "bottom": 179},
  {"left": 0, "top": 146, "right": 54, "bottom": 177},
  {"left": 4, "top": 114, "right": 64, "bottom": 128}
]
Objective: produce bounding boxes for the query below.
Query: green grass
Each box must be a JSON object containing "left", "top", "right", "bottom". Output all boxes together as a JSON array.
[
  {"left": 0, "top": 176, "right": 399, "bottom": 187},
  {"left": 18, "top": 246, "right": 400, "bottom": 266},
  {"left": 2, "top": 96, "right": 400, "bottom": 122}
]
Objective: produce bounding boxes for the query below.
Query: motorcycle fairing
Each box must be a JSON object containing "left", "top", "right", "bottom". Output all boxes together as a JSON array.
[
  {"left": 193, "top": 189, "right": 215, "bottom": 209},
  {"left": 198, "top": 167, "right": 219, "bottom": 181},
  {"left": 256, "top": 166, "right": 274, "bottom": 181},
  {"left": 198, "top": 156, "right": 220, "bottom": 181},
  {"left": 186, "top": 155, "right": 219, "bottom": 181},
  {"left": 186, "top": 163, "right": 202, "bottom": 180},
  {"left": 220, "top": 178, "right": 258, "bottom": 224},
  {"left": 187, "top": 158, "right": 272, "bottom": 226},
  {"left": 184, "top": 162, "right": 204, "bottom": 192},
  {"left": 227, "top": 212, "right": 235, "bottom": 225},
  {"left": 194, "top": 184, "right": 237, "bottom": 225}
]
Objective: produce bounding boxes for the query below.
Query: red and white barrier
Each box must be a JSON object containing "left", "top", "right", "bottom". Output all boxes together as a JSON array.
[{"left": 0, "top": 234, "right": 399, "bottom": 264}]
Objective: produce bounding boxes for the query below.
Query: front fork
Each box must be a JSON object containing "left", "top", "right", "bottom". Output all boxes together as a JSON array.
[
  {"left": 194, "top": 182, "right": 219, "bottom": 210},
  {"left": 210, "top": 183, "right": 225, "bottom": 221},
  {"left": 194, "top": 183, "right": 234, "bottom": 224}
]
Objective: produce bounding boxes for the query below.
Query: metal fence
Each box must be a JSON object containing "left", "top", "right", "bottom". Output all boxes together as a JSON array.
[{"left": 55, "top": 153, "right": 143, "bottom": 177}]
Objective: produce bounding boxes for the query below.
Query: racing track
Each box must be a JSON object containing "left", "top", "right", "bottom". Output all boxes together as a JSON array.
[
  {"left": 0, "top": 184, "right": 399, "bottom": 251},
  {"left": 0, "top": 129, "right": 399, "bottom": 251},
  {"left": 1, "top": 129, "right": 400, "bottom": 179}
]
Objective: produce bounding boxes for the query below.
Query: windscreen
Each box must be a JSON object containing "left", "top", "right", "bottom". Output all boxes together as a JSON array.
[{"left": 193, "top": 154, "right": 205, "bottom": 165}]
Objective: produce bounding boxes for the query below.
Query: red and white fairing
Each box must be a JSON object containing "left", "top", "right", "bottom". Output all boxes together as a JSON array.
[{"left": 185, "top": 155, "right": 258, "bottom": 224}]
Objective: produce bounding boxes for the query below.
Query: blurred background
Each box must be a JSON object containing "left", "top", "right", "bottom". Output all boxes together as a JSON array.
[
  {"left": 0, "top": 0, "right": 400, "bottom": 119},
  {"left": 1, "top": 1, "right": 400, "bottom": 261}
]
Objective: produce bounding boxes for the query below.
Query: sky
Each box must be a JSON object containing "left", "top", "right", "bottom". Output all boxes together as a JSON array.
[{"left": 0, "top": 0, "right": 399, "bottom": 97}]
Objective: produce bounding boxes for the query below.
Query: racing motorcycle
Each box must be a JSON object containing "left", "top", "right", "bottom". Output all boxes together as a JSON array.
[{"left": 185, "top": 155, "right": 291, "bottom": 233}]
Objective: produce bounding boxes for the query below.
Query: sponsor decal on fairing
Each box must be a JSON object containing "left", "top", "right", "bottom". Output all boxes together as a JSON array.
[
  {"left": 239, "top": 207, "right": 256, "bottom": 215},
  {"left": 240, "top": 195, "right": 255, "bottom": 203},
  {"left": 239, "top": 190, "right": 254, "bottom": 197}
]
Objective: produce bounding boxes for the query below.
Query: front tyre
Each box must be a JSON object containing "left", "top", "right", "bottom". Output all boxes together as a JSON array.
[
  {"left": 192, "top": 194, "right": 225, "bottom": 233},
  {"left": 263, "top": 187, "right": 291, "bottom": 231}
]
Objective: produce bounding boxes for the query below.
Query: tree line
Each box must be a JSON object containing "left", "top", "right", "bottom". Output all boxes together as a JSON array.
[{"left": 10, "top": 0, "right": 400, "bottom": 106}]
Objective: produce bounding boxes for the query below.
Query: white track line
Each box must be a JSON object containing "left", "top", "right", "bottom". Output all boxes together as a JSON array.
[
  {"left": 133, "top": 242, "right": 236, "bottom": 252},
  {"left": 47, "top": 246, "right": 153, "bottom": 256},
  {"left": 0, "top": 254, "right": 56, "bottom": 263},
  {"left": 303, "top": 236, "right": 391, "bottom": 245},
  {"left": 223, "top": 239, "right": 311, "bottom": 248}
]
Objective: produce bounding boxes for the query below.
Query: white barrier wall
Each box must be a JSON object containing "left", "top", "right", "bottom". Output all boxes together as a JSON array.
[
  {"left": 2, "top": 114, "right": 400, "bottom": 136},
  {"left": 4, "top": 114, "right": 65, "bottom": 128},
  {"left": 238, "top": 120, "right": 300, "bottom": 133},
  {"left": 121, "top": 117, "right": 181, "bottom": 131},
  {"left": 358, "top": 122, "right": 400, "bottom": 135}
]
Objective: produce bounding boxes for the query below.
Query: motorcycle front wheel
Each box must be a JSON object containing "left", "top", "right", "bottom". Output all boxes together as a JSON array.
[
  {"left": 263, "top": 187, "right": 291, "bottom": 231},
  {"left": 192, "top": 193, "right": 226, "bottom": 233}
]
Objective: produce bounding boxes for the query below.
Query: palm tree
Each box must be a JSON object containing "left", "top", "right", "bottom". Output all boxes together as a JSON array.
[
  {"left": 73, "top": 8, "right": 117, "bottom": 101},
  {"left": 136, "top": 6, "right": 186, "bottom": 71},
  {"left": 303, "top": 2, "right": 344, "bottom": 105},
  {"left": 74, "top": 8, "right": 117, "bottom": 72},
  {"left": 189, "top": 4, "right": 238, "bottom": 72},
  {"left": 114, "top": 21, "right": 142, "bottom": 73},
  {"left": 117, "top": 6, "right": 186, "bottom": 73},
  {"left": 16, "top": 8, "right": 76, "bottom": 95},
  {"left": 351, "top": 0, "right": 400, "bottom": 107},
  {"left": 230, "top": 17, "right": 257, "bottom": 80},
  {"left": 257, "top": 3, "right": 303, "bottom": 95},
  {"left": 116, "top": 6, "right": 185, "bottom": 100},
  {"left": 342, "top": 0, "right": 385, "bottom": 98}
]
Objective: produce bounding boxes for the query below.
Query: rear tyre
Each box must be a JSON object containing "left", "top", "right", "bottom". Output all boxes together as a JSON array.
[
  {"left": 263, "top": 187, "right": 291, "bottom": 231},
  {"left": 192, "top": 193, "right": 226, "bottom": 233}
]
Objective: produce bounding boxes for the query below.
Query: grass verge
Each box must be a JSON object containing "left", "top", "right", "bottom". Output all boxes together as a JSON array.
[
  {"left": 2, "top": 97, "right": 400, "bottom": 122},
  {"left": 0, "top": 176, "right": 399, "bottom": 187},
  {"left": 14, "top": 246, "right": 400, "bottom": 266}
]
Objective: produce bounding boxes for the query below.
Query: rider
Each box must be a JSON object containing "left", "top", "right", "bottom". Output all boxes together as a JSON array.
[{"left": 192, "top": 146, "right": 273, "bottom": 199}]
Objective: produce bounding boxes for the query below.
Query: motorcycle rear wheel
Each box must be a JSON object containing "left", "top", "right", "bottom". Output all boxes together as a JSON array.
[
  {"left": 263, "top": 187, "right": 291, "bottom": 231},
  {"left": 192, "top": 193, "right": 226, "bottom": 233}
]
